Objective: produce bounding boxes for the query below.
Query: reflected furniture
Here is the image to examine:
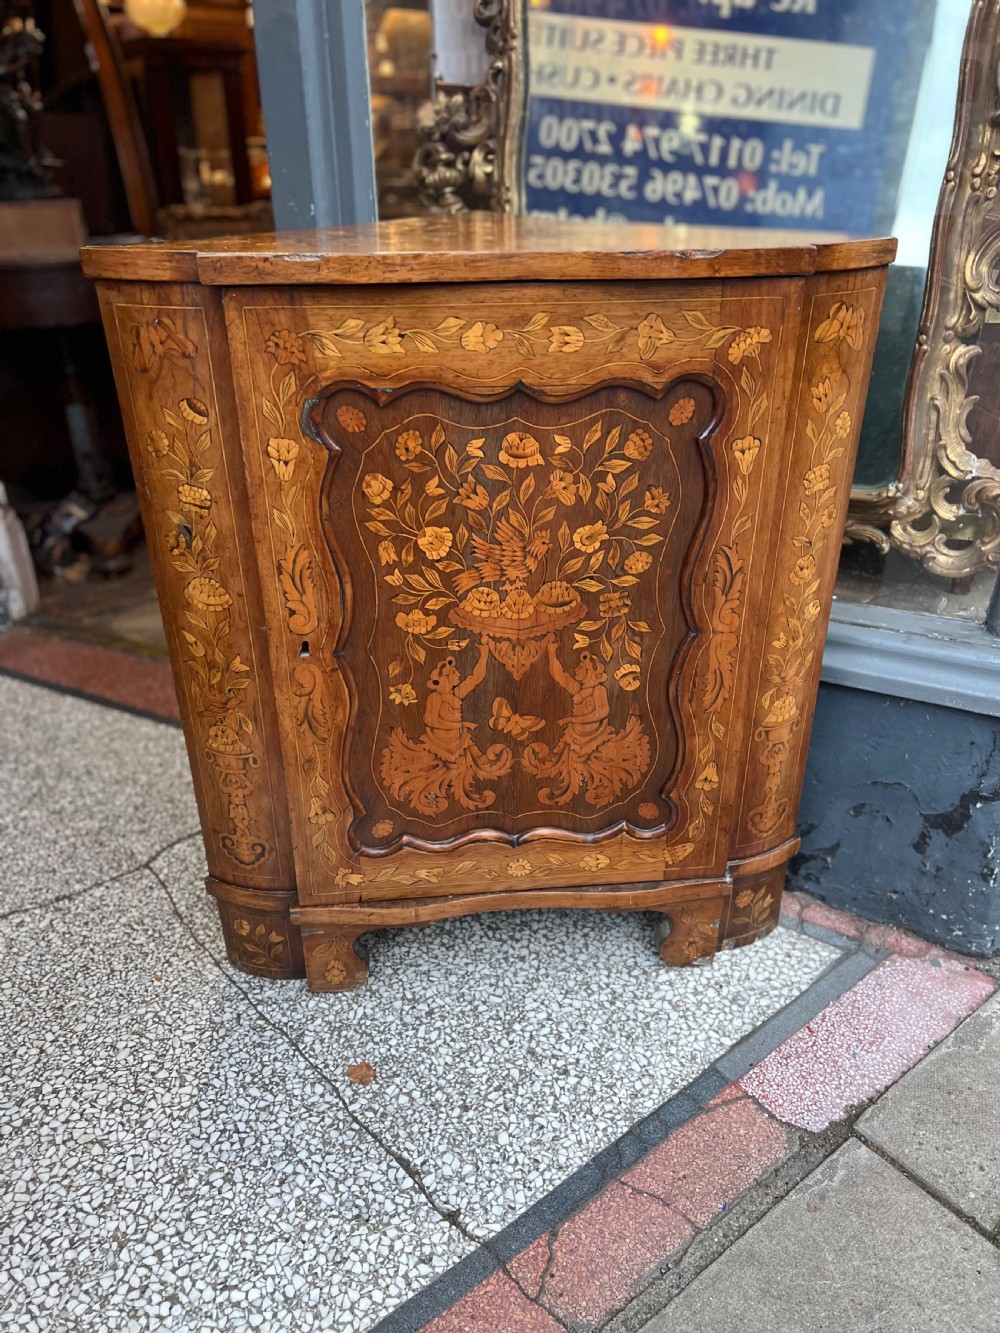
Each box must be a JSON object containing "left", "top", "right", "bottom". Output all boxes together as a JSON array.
[
  {"left": 83, "top": 216, "right": 892, "bottom": 989},
  {"left": 416, "top": 0, "right": 1000, "bottom": 580},
  {"left": 72, "top": 0, "right": 270, "bottom": 237}
]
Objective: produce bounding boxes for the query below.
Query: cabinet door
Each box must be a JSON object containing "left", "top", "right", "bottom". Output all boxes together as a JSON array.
[
  {"left": 310, "top": 379, "right": 715, "bottom": 849},
  {"left": 226, "top": 280, "right": 802, "bottom": 903}
]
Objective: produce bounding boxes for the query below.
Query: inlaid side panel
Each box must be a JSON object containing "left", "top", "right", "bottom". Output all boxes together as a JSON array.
[
  {"left": 736, "top": 271, "right": 887, "bottom": 857},
  {"left": 225, "top": 281, "right": 803, "bottom": 903},
  {"left": 96, "top": 282, "right": 293, "bottom": 890}
]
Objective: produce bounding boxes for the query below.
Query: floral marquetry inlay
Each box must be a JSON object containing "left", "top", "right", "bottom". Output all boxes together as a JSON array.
[
  {"left": 310, "top": 381, "right": 719, "bottom": 847},
  {"left": 116, "top": 306, "right": 276, "bottom": 876},
  {"left": 746, "top": 290, "right": 873, "bottom": 843},
  {"left": 249, "top": 311, "right": 772, "bottom": 370},
  {"left": 89, "top": 225, "right": 891, "bottom": 984},
  {"left": 241, "top": 293, "right": 786, "bottom": 884}
]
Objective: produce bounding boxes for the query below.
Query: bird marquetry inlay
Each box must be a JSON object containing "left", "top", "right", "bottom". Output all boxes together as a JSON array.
[{"left": 311, "top": 380, "right": 720, "bottom": 850}]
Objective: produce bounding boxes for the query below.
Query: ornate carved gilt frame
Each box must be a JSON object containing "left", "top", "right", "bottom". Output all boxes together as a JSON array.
[
  {"left": 414, "top": 0, "right": 1000, "bottom": 577},
  {"left": 414, "top": 0, "right": 523, "bottom": 213},
  {"left": 846, "top": 0, "right": 1000, "bottom": 577}
]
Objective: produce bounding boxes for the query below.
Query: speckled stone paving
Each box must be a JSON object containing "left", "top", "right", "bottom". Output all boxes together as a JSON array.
[
  {"left": 0, "top": 675, "right": 197, "bottom": 915},
  {"left": 0, "top": 871, "right": 472, "bottom": 1332},
  {"left": 151, "top": 836, "right": 840, "bottom": 1238},
  {"left": 0, "top": 676, "right": 844, "bottom": 1331},
  {"left": 740, "top": 953, "right": 995, "bottom": 1132}
]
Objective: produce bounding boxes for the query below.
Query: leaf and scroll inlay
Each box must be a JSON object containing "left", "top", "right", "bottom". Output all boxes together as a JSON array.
[
  {"left": 341, "top": 398, "right": 705, "bottom": 834},
  {"left": 674, "top": 334, "right": 770, "bottom": 857},
  {"left": 131, "top": 314, "right": 268, "bottom": 869},
  {"left": 747, "top": 297, "right": 866, "bottom": 839},
  {"left": 248, "top": 300, "right": 779, "bottom": 888},
  {"left": 254, "top": 310, "right": 773, "bottom": 370},
  {"left": 278, "top": 545, "right": 320, "bottom": 636}
]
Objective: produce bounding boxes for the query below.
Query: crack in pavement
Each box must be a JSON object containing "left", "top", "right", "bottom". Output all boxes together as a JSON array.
[
  {"left": 151, "top": 859, "right": 587, "bottom": 1329},
  {"left": 150, "top": 868, "right": 505, "bottom": 1252},
  {"left": 852, "top": 1128, "right": 998, "bottom": 1246},
  {"left": 0, "top": 828, "right": 203, "bottom": 923}
]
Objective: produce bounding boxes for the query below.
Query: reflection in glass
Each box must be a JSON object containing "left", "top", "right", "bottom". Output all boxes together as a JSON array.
[
  {"left": 402, "top": 1, "right": 988, "bottom": 619},
  {"left": 365, "top": 1, "right": 433, "bottom": 217},
  {"left": 856, "top": 0, "right": 971, "bottom": 492},
  {"left": 837, "top": 0, "right": 999, "bottom": 623},
  {"left": 520, "top": 0, "right": 936, "bottom": 236},
  {"left": 514, "top": 0, "right": 988, "bottom": 618}
]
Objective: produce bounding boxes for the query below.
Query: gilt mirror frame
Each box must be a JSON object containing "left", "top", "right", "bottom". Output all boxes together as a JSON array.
[{"left": 414, "top": 0, "right": 1000, "bottom": 579}]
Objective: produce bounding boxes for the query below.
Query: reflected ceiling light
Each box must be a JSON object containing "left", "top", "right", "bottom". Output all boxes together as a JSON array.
[
  {"left": 123, "top": 0, "right": 187, "bottom": 37},
  {"left": 651, "top": 24, "right": 671, "bottom": 46}
]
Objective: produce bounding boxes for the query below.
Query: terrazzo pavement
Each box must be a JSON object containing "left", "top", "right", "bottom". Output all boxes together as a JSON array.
[
  {"left": 1, "top": 871, "right": 471, "bottom": 1332},
  {"left": 739, "top": 952, "right": 995, "bottom": 1131},
  {"left": 0, "top": 676, "right": 197, "bottom": 914},
  {"left": 0, "top": 629, "right": 179, "bottom": 722},
  {"left": 150, "top": 836, "right": 840, "bottom": 1238},
  {"left": 0, "top": 675, "right": 846, "bottom": 1331}
]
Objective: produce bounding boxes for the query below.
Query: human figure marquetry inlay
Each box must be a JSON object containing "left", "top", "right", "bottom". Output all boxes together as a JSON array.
[
  {"left": 382, "top": 640, "right": 514, "bottom": 813},
  {"left": 313, "top": 382, "right": 718, "bottom": 845},
  {"left": 521, "top": 638, "right": 651, "bottom": 809},
  {"left": 245, "top": 297, "right": 784, "bottom": 882}
]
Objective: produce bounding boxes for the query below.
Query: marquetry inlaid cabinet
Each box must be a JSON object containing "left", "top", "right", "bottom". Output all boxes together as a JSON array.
[{"left": 83, "top": 217, "right": 892, "bottom": 990}]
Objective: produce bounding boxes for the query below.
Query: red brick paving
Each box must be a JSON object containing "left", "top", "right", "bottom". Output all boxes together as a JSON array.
[
  {"left": 799, "top": 897, "right": 864, "bottom": 938},
  {"left": 424, "top": 1270, "right": 563, "bottom": 1332},
  {"left": 508, "top": 1235, "right": 549, "bottom": 1299},
  {"left": 539, "top": 1184, "right": 691, "bottom": 1327},
  {"left": 707, "top": 1082, "right": 746, "bottom": 1107},
  {"left": 623, "top": 1094, "right": 789, "bottom": 1227},
  {"left": 423, "top": 905, "right": 996, "bottom": 1333},
  {"left": 778, "top": 890, "right": 805, "bottom": 921},
  {"left": 784, "top": 890, "right": 940, "bottom": 959},
  {"left": 858, "top": 921, "right": 935, "bottom": 958},
  {"left": 0, "top": 627, "right": 179, "bottom": 720}
]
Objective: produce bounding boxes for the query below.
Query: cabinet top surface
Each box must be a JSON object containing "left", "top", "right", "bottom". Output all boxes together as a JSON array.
[{"left": 82, "top": 214, "right": 895, "bottom": 286}]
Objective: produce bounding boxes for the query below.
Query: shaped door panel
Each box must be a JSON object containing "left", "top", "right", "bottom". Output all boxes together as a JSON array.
[{"left": 308, "top": 379, "right": 720, "bottom": 852}]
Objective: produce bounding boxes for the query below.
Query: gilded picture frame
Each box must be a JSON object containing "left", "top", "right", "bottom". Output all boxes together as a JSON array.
[
  {"left": 852, "top": 0, "right": 1000, "bottom": 577},
  {"left": 414, "top": 0, "right": 1000, "bottom": 579}
]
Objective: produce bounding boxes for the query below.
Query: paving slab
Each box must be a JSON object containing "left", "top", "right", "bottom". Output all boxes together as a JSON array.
[
  {"left": 857, "top": 993, "right": 1000, "bottom": 1232},
  {"left": 643, "top": 1139, "right": 1000, "bottom": 1332},
  {"left": 152, "top": 837, "right": 841, "bottom": 1240},
  {"left": 0, "top": 675, "right": 197, "bottom": 913},
  {"left": 0, "top": 870, "right": 473, "bottom": 1333}
]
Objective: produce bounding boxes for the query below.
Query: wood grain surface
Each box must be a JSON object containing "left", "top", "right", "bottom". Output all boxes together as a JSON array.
[
  {"left": 82, "top": 214, "right": 897, "bottom": 285},
  {"left": 90, "top": 221, "right": 890, "bottom": 988}
]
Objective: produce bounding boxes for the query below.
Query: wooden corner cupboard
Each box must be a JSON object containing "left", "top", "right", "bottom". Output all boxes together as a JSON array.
[{"left": 82, "top": 216, "right": 894, "bottom": 991}]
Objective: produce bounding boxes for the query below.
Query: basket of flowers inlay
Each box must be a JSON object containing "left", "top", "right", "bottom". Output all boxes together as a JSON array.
[{"left": 305, "top": 379, "right": 722, "bottom": 852}]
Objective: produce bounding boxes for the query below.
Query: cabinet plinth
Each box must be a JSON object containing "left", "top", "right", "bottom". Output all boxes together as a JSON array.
[{"left": 85, "top": 216, "right": 893, "bottom": 989}]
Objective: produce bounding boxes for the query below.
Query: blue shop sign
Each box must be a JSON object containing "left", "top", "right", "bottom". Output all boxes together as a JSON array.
[{"left": 522, "top": 0, "right": 935, "bottom": 232}]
